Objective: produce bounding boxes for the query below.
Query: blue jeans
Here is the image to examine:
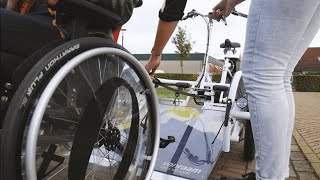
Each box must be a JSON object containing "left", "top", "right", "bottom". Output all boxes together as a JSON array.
[{"left": 241, "top": 0, "right": 320, "bottom": 179}]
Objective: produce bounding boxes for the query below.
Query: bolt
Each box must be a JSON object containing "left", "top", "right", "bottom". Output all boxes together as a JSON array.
[
  {"left": 1, "top": 96, "right": 8, "bottom": 102},
  {"left": 5, "top": 83, "right": 13, "bottom": 89}
]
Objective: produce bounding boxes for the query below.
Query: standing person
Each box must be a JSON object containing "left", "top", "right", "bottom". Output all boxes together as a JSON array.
[
  {"left": 212, "top": 0, "right": 320, "bottom": 179},
  {"left": 144, "top": 0, "right": 237, "bottom": 76},
  {"left": 145, "top": 0, "right": 320, "bottom": 179}
]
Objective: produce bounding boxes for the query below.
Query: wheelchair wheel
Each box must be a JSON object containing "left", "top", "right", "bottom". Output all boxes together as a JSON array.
[{"left": 1, "top": 37, "right": 159, "bottom": 180}]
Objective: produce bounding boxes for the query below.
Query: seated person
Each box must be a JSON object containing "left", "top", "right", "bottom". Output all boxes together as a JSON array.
[
  {"left": 1, "top": 0, "right": 61, "bottom": 86},
  {"left": 1, "top": 0, "right": 142, "bottom": 86},
  {"left": 0, "top": 0, "right": 142, "bottom": 126},
  {"left": 0, "top": 0, "right": 61, "bottom": 126}
]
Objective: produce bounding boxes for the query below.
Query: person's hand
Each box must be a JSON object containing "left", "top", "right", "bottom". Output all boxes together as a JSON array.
[
  {"left": 145, "top": 55, "right": 161, "bottom": 78},
  {"left": 48, "top": 0, "right": 59, "bottom": 5},
  {"left": 212, "top": 0, "right": 243, "bottom": 21},
  {"left": 6, "top": 0, "right": 19, "bottom": 11},
  {"left": 208, "top": 63, "right": 222, "bottom": 74}
]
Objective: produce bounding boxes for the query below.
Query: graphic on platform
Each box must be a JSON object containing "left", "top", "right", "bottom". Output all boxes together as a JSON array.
[{"left": 166, "top": 106, "right": 200, "bottom": 121}]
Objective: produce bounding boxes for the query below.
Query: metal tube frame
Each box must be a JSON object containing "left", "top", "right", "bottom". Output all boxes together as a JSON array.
[
  {"left": 25, "top": 47, "right": 160, "bottom": 180},
  {"left": 160, "top": 10, "right": 250, "bottom": 153}
]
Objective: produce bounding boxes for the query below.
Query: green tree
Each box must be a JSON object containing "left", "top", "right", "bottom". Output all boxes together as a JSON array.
[{"left": 172, "top": 26, "right": 194, "bottom": 73}]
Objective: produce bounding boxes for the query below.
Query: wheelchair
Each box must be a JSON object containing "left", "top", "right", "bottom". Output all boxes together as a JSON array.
[{"left": 0, "top": 0, "right": 159, "bottom": 179}]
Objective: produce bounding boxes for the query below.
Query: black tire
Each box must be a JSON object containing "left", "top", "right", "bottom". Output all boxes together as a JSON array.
[
  {"left": 244, "top": 121, "right": 255, "bottom": 161},
  {"left": 1, "top": 37, "right": 157, "bottom": 179},
  {"left": 0, "top": 40, "right": 64, "bottom": 128}
]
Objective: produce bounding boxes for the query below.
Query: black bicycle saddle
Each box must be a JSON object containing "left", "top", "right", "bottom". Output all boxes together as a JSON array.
[{"left": 220, "top": 39, "right": 241, "bottom": 49}]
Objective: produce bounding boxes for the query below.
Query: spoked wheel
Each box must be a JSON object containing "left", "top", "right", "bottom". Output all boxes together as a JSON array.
[{"left": 1, "top": 37, "right": 159, "bottom": 180}]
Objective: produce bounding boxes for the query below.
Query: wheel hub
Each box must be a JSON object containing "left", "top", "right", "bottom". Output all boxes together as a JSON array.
[{"left": 98, "top": 125, "right": 121, "bottom": 151}]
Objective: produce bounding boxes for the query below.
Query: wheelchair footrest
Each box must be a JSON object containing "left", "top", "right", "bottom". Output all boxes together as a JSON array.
[{"left": 160, "top": 136, "right": 175, "bottom": 148}]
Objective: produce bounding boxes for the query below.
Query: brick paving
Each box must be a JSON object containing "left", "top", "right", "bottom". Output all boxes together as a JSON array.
[
  {"left": 207, "top": 92, "right": 320, "bottom": 179},
  {"left": 293, "top": 92, "right": 320, "bottom": 179}
]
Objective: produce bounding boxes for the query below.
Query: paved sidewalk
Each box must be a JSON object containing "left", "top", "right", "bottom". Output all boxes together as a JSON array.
[
  {"left": 292, "top": 92, "right": 320, "bottom": 178},
  {"left": 208, "top": 92, "right": 320, "bottom": 179}
]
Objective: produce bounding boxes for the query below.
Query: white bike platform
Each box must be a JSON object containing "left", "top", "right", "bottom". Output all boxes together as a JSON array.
[{"left": 152, "top": 101, "right": 226, "bottom": 180}]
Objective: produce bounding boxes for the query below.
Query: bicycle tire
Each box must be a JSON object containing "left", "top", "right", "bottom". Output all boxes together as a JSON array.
[
  {"left": 244, "top": 121, "right": 255, "bottom": 161},
  {"left": 1, "top": 37, "right": 158, "bottom": 180},
  {"left": 235, "top": 77, "right": 255, "bottom": 161}
]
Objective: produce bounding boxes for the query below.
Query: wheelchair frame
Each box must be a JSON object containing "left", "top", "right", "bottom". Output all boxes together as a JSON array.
[{"left": 1, "top": 1, "right": 253, "bottom": 179}]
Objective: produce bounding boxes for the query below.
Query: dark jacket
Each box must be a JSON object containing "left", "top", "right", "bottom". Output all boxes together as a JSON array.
[
  {"left": 90, "top": 0, "right": 142, "bottom": 25},
  {"left": 2, "top": 0, "right": 141, "bottom": 25}
]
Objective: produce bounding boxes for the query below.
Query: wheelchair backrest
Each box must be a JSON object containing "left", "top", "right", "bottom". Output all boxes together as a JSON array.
[
  {"left": 59, "top": 0, "right": 142, "bottom": 26},
  {"left": 55, "top": 0, "right": 142, "bottom": 39}
]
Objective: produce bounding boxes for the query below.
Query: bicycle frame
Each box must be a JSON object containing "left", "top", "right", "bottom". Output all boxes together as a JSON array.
[
  {"left": 156, "top": 9, "right": 250, "bottom": 153},
  {"left": 158, "top": 10, "right": 234, "bottom": 104}
]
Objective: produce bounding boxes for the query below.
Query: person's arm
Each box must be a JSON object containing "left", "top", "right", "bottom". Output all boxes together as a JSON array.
[
  {"left": 151, "top": 20, "right": 178, "bottom": 56},
  {"left": 145, "top": 20, "right": 178, "bottom": 76},
  {"left": 48, "top": 0, "right": 59, "bottom": 5},
  {"left": 145, "top": 0, "right": 187, "bottom": 76}
]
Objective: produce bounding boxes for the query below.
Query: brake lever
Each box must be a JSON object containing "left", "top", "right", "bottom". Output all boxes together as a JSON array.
[
  {"left": 221, "top": 16, "right": 227, "bottom": 25},
  {"left": 181, "top": 16, "right": 188, "bottom": 20},
  {"left": 182, "top": 10, "right": 195, "bottom": 20},
  {"left": 231, "top": 9, "right": 248, "bottom": 18},
  {"left": 181, "top": 10, "right": 198, "bottom": 21},
  {"left": 215, "top": 10, "right": 227, "bottom": 25}
]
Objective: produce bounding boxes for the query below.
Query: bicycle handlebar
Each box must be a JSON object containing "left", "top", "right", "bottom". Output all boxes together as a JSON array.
[
  {"left": 181, "top": 9, "right": 203, "bottom": 20},
  {"left": 181, "top": 9, "right": 247, "bottom": 22},
  {"left": 231, "top": 10, "right": 248, "bottom": 18}
]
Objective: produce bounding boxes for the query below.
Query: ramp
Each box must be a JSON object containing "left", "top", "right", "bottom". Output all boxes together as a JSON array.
[{"left": 152, "top": 102, "right": 226, "bottom": 180}]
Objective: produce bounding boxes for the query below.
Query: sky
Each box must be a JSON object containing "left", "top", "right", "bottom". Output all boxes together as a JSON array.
[{"left": 121, "top": 0, "right": 320, "bottom": 59}]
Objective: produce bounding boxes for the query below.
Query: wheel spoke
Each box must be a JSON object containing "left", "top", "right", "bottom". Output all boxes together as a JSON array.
[
  {"left": 107, "top": 153, "right": 114, "bottom": 179},
  {"left": 48, "top": 116, "right": 78, "bottom": 124},
  {"left": 48, "top": 99, "right": 79, "bottom": 118},
  {"left": 57, "top": 87, "right": 75, "bottom": 105},
  {"left": 98, "top": 57, "right": 102, "bottom": 85},
  {"left": 102, "top": 55, "right": 108, "bottom": 82},
  {"left": 78, "top": 66, "right": 96, "bottom": 97},
  {"left": 46, "top": 165, "right": 69, "bottom": 179},
  {"left": 121, "top": 133, "right": 128, "bottom": 140},
  {"left": 94, "top": 134, "right": 106, "bottom": 146}
]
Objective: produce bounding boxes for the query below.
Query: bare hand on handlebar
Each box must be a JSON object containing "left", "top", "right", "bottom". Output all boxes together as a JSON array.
[{"left": 212, "top": 0, "right": 245, "bottom": 21}]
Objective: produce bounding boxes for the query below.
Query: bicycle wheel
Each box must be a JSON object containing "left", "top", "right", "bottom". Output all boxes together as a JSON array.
[
  {"left": 1, "top": 37, "right": 159, "bottom": 180},
  {"left": 244, "top": 121, "right": 255, "bottom": 161},
  {"left": 237, "top": 78, "right": 255, "bottom": 161}
]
